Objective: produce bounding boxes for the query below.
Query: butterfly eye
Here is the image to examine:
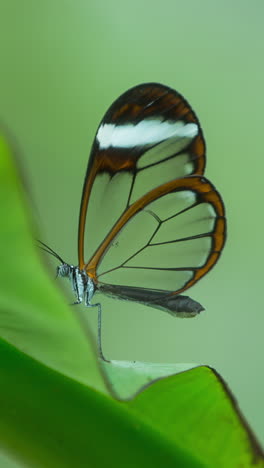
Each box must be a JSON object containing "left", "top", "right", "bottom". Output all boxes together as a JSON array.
[{"left": 57, "top": 264, "right": 71, "bottom": 278}]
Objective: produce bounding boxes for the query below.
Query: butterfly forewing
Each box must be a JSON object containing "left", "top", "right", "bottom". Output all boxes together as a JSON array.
[
  {"left": 78, "top": 83, "right": 206, "bottom": 269},
  {"left": 77, "top": 83, "right": 226, "bottom": 313}
]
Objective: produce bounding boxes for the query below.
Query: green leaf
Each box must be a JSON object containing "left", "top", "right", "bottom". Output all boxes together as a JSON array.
[
  {"left": 0, "top": 129, "right": 263, "bottom": 468},
  {"left": 103, "top": 359, "right": 264, "bottom": 467},
  {"left": 0, "top": 130, "right": 106, "bottom": 394},
  {"left": 126, "top": 364, "right": 264, "bottom": 467},
  {"left": 0, "top": 338, "right": 203, "bottom": 468},
  {"left": 101, "top": 359, "right": 198, "bottom": 399}
]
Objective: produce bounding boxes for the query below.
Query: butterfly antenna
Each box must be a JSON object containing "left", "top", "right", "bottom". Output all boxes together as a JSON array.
[{"left": 37, "top": 239, "right": 65, "bottom": 264}]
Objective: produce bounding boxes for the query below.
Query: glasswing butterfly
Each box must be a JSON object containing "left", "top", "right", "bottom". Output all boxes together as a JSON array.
[{"left": 40, "top": 83, "right": 226, "bottom": 357}]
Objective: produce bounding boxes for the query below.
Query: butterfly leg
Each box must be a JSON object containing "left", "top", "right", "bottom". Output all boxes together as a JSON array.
[{"left": 85, "top": 301, "right": 104, "bottom": 360}]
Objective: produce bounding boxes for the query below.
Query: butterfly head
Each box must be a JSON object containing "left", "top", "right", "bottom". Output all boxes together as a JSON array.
[{"left": 57, "top": 263, "right": 73, "bottom": 278}]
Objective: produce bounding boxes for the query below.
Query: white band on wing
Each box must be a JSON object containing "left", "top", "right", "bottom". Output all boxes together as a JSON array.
[{"left": 97, "top": 119, "right": 198, "bottom": 149}]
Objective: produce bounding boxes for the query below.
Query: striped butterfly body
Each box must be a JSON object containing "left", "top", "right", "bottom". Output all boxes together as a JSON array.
[{"left": 41, "top": 83, "right": 226, "bottom": 355}]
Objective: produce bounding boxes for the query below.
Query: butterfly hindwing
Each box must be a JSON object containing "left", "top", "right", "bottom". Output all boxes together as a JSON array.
[{"left": 87, "top": 176, "right": 225, "bottom": 296}]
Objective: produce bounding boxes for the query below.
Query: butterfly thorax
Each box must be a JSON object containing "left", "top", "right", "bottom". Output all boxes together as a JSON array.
[{"left": 57, "top": 263, "right": 95, "bottom": 306}]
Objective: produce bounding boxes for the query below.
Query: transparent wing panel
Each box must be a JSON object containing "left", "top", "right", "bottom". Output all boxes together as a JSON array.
[
  {"left": 96, "top": 210, "right": 158, "bottom": 274},
  {"left": 125, "top": 237, "right": 212, "bottom": 269},
  {"left": 99, "top": 268, "right": 194, "bottom": 291},
  {"left": 96, "top": 184, "right": 220, "bottom": 293},
  {"left": 130, "top": 153, "right": 194, "bottom": 204},
  {"left": 146, "top": 190, "right": 197, "bottom": 220},
  {"left": 152, "top": 203, "right": 216, "bottom": 243},
  {"left": 84, "top": 171, "right": 133, "bottom": 260}
]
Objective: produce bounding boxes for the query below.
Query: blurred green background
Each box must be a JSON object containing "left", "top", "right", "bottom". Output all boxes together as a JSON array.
[{"left": 0, "top": 0, "right": 263, "bottom": 445}]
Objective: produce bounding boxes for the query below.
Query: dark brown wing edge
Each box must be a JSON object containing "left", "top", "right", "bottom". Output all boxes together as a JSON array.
[{"left": 97, "top": 283, "right": 204, "bottom": 317}]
